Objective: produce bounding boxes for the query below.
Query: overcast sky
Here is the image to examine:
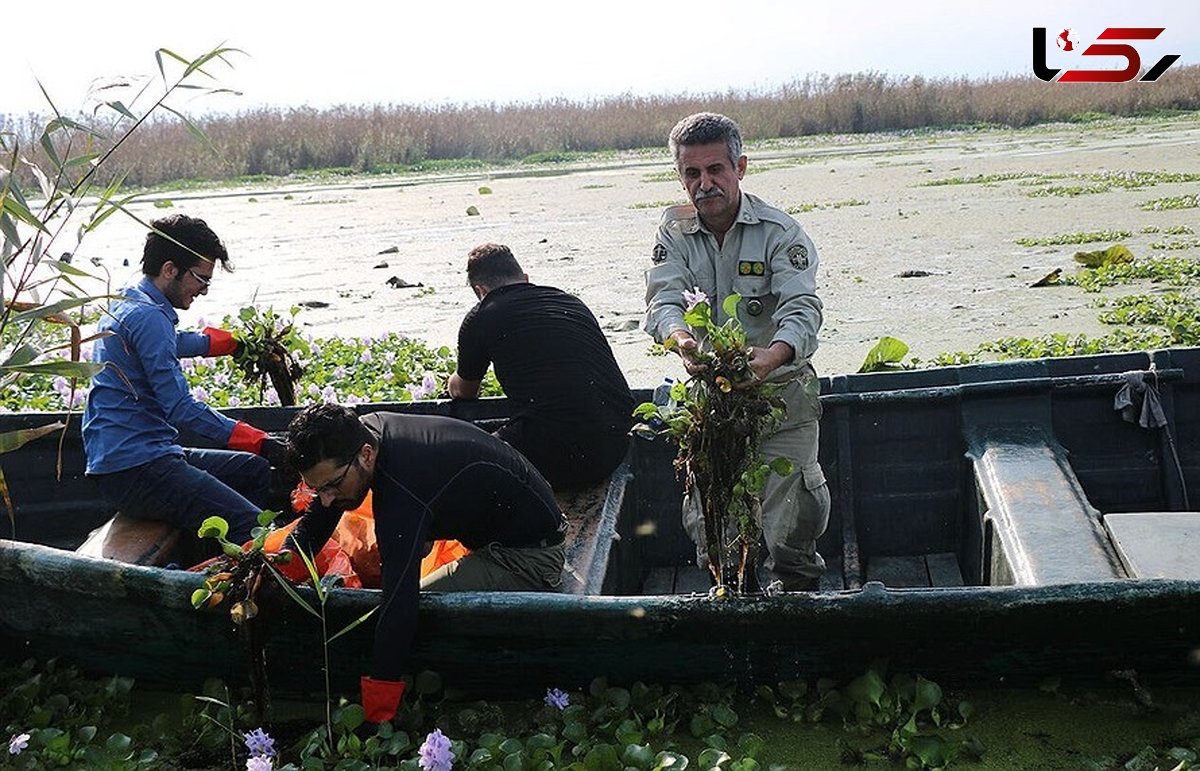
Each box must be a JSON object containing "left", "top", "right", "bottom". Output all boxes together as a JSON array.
[{"left": 3, "top": 0, "right": 1197, "bottom": 116}]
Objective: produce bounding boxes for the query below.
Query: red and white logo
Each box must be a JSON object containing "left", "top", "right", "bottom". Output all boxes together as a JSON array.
[{"left": 1033, "top": 27, "right": 1181, "bottom": 83}]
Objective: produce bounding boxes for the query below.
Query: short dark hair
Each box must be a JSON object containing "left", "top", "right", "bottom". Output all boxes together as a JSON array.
[
  {"left": 141, "top": 214, "right": 231, "bottom": 277},
  {"left": 465, "top": 243, "right": 524, "bottom": 290},
  {"left": 286, "top": 403, "right": 377, "bottom": 473},
  {"left": 669, "top": 112, "right": 744, "bottom": 169}
]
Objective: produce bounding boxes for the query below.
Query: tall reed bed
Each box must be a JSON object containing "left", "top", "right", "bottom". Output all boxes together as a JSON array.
[{"left": 4, "top": 67, "right": 1199, "bottom": 190}]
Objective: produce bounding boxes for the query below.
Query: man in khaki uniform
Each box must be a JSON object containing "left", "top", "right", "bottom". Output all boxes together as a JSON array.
[{"left": 643, "top": 112, "right": 830, "bottom": 591}]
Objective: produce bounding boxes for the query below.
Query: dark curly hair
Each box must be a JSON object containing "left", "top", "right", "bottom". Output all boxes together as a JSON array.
[
  {"left": 142, "top": 214, "right": 231, "bottom": 277},
  {"left": 286, "top": 403, "right": 377, "bottom": 473}
]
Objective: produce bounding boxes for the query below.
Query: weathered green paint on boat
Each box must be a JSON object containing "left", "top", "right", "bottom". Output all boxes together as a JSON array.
[{"left": 2, "top": 348, "right": 1199, "bottom": 697}]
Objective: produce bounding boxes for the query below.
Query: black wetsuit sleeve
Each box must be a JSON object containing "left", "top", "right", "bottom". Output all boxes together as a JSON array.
[
  {"left": 367, "top": 471, "right": 427, "bottom": 682},
  {"left": 370, "top": 526, "right": 422, "bottom": 681},
  {"left": 286, "top": 501, "right": 343, "bottom": 558}
]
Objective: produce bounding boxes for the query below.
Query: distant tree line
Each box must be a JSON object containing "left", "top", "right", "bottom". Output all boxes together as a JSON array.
[{"left": 4, "top": 67, "right": 1199, "bottom": 190}]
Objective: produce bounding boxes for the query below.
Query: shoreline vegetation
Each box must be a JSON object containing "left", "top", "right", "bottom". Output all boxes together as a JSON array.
[{"left": 3, "top": 67, "right": 1199, "bottom": 190}]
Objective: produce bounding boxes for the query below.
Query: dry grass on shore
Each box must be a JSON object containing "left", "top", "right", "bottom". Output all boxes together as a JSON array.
[{"left": 4, "top": 66, "right": 1199, "bottom": 190}]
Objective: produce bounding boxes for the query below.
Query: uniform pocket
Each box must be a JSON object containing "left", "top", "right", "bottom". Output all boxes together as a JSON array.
[
  {"left": 731, "top": 277, "right": 773, "bottom": 306},
  {"left": 800, "top": 461, "right": 827, "bottom": 491}
]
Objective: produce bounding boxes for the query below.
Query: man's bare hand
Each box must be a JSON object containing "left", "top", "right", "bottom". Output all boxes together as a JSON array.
[
  {"left": 733, "top": 342, "right": 795, "bottom": 390},
  {"left": 668, "top": 330, "right": 708, "bottom": 375}
]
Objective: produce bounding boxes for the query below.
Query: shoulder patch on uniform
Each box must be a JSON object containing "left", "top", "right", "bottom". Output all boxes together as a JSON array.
[
  {"left": 787, "top": 243, "right": 810, "bottom": 271},
  {"left": 652, "top": 243, "right": 668, "bottom": 264},
  {"left": 660, "top": 203, "right": 698, "bottom": 227}
]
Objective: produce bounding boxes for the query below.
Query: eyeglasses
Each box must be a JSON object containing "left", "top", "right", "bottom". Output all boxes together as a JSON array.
[
  {"left": 308, "top": 457, "right": 356, "bottom": 495},
  {"left": 186, "top": 268, "right": 213, "bottom": 287}
]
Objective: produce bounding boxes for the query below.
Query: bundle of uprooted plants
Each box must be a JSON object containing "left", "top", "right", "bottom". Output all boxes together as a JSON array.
[
  {"left": 230, "top": 305, "right": 308, "bottom": 406},
  {"left": 190, "top": 512, "right": 293, "bottom": 719},
  {"left": 634, "top": 293, "right": 789, "bottom": 593}
]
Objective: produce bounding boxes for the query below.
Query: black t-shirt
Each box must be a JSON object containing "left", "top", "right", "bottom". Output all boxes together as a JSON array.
[
  {"left": 291, "top": 412, "right": 564, "bottom": 680},
  {"left": 456, "top": 283, "right": 633, "bottom": 432}
]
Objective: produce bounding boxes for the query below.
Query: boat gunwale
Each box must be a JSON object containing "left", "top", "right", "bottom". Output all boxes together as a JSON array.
[{"left": 4, "top": 538, "right": 1199, "bottom": 614}]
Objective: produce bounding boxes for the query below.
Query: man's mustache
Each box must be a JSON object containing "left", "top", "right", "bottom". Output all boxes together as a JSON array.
[{"left": 694, "top": 188, "right": 724, "bottom": 200}]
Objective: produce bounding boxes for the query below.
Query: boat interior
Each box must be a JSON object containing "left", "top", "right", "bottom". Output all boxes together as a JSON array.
[
  {"left": 3, "top": 348, "right": 1199, "bottom": 595},
  {"left": 595, "top": 348, "right": 1200, "bottom": 596}
]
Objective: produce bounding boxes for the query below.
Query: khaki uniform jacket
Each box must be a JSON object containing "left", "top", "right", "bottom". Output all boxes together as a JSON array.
[{"left": 643, "top": 192, "right": 823, "bottom": 383}]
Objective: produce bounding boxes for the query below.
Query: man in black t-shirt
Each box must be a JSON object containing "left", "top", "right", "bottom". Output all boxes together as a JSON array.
[
  {"left": 448, "top": 243, "right": 633, "bottom": 490},
  {"left": 285, "top": 403, "right": 566, "bottom": 724}
]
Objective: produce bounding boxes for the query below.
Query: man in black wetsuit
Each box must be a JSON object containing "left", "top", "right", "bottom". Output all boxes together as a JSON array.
[
  {"left": 447, "top": 242, "right": 634, "bottom": 490},
  {"left": 284, "top": 403, "right": 566, "bottom": 723}
]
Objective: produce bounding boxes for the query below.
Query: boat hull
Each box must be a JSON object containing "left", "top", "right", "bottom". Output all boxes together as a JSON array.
[{"left": 3, "top": 539, "right": 1198, "bottom": 696}]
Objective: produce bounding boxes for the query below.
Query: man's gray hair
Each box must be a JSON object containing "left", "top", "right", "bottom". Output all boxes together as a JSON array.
[{"left": 669, "top": 112, "right": 743, "bottom": 168}]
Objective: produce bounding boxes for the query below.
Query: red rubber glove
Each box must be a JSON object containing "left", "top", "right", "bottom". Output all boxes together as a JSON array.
[
  {"left": 228, "top": 423, "right": 290, "bottom": 469},
  {"left": 202, "top": 327, "right": 241, "bottom": 357},
  {"left": 361, "top": 676, "right": 406, "bottom": 723},
  {"left": 228, "top": 421, "right": 268, "bottom": 454}
]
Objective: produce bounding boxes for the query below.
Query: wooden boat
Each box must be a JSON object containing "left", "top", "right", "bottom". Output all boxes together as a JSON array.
[{"left": 2, "top": 348, "right": 1199, "bottom": 698}]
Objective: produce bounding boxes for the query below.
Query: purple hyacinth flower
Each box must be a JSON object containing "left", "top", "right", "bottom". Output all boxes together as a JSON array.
[
  {"left": 9, "top": 733, "right": 30, "bottom": 755},
  {"left": 418, "top": 728, "right": 455, "bottom": 771},
  {"left": 243, "top": 727, "right": 275, "bottom": 758},
  {"left": 544, "top": 687, "right": 570, "bottom": 710},
  {"left": 682, "top": 286, "right": 708, "bottom": 310}
]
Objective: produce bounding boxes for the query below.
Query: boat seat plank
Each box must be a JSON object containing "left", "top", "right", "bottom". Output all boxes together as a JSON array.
[
  {"left": 925, "top": 552, "right": 965, "bottom": 587},
  {"left": 965, "top": 413, "right": 1125, "bottom": 585},
  {"left": 75, "top": 513, "right": 181, "bottom": 566},
  {"left": 557, "top": 460, "right": 631, "bottom": 595},
  {"left": 1103, "top": 512, "right": 1200, "bottom": 580},
  {"left": 866, "top": 555, "right": 930, "bottom": 588}
]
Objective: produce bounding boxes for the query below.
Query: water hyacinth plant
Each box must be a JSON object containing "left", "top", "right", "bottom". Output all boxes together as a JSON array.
[
  {"left": 1, "top": 310, "right": 503, "bottom": 413},
  {"left": 634, "top": 290, "right": 790, "bottom": 593},
  {"left": 228, "top": 305, "right": 308, "bottom": 405}
]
